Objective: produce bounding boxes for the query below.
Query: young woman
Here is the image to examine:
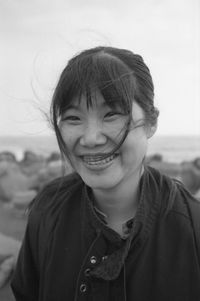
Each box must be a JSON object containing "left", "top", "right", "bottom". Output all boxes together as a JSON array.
[{"left": 11, "top": 46, "right": 200, "bottom": 301}]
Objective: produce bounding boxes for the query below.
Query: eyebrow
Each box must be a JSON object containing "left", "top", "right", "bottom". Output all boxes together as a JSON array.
[
  {"left": 64, "top": 101, "right": 113, "bottom": 111},
  {"left": 64, "top": 104, "right": 79, "bottom": 111}
]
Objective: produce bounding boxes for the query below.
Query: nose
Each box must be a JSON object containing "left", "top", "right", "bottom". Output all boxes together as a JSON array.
[{"left": 79, "top": 122, "right": 107, "bottom": 147}]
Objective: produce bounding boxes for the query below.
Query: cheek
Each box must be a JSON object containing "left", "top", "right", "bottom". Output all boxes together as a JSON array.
[
  {"left": 121, "top": 135, "right": 148, "bottom": 163},
  {"left": 60, "top": 127, "right": 77, "bottom": 150}
]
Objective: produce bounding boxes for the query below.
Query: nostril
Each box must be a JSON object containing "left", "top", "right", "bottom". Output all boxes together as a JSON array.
[{"left": 79, "top": 133, "right": 107, "bottom": 147}]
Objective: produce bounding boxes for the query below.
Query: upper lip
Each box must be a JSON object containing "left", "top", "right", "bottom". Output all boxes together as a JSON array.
[
  {"left": 80, "top": 153, "right": 109, "bottom": 157},
  {"left": 79, "top": 152, "right": 117, "bottom": 157}
]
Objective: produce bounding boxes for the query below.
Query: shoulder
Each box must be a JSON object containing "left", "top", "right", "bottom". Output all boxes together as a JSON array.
[
  {"left": 172, "top": 179, "right": 200, "bottom": 222},
  {"left": 23, "top": 172, "right": 84, "bottom": 248},
  {"left": 146, "top": 165, "right": 200, "bottom": 220},
  {"left": 165, "top": 181, "right": 200, "bottom": 260},
  {"left": 28, "top": 172, "right": 83, "bottom": 221}
]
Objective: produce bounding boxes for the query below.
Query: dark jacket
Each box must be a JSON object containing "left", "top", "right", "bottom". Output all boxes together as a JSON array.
[{"left": 11, "top": 166, "right": 200, "bottom": 301}]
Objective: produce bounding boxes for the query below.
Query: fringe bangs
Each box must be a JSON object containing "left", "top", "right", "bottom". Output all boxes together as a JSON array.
[{"left": 55, "top": 53, "right": 136, "bottom": 118}]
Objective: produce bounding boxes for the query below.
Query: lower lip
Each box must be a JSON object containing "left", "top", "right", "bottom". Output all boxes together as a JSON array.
[{"left": 81, "top": 155, "right": 118, "bottom": 171}]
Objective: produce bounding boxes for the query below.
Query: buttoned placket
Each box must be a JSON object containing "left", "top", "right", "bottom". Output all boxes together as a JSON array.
[
  {"left": 76, "top": 191, "right": 127, "bottom": 301},
  {"left": 74, "top": 230, "right": 102, "bottom": 301},
  {"left": 74, "top": 232, "right": 131, "bottom": 301},
  {"left": 74, "top": 177, "right": 148, "bottom": 301},
  {"left": 74, "top": 230, "right": 124, "bottom": 301}
]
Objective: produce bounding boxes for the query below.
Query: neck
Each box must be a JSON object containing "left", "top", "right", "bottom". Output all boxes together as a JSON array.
[{"left": 92, "top": 165, "right": 144, "bottom": 223}]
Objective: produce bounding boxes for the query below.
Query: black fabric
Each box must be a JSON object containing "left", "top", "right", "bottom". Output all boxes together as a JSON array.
[{"left": 11, "top": 166, "right": 200, "bottom": 301}]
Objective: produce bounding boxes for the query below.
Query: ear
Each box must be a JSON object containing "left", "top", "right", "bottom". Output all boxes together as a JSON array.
[{"left": 146, "top": 123, "right": 157, "bottom": 139}]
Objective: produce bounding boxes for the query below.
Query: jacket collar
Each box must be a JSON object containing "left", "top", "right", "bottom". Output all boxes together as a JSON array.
[{"left": 81, "top": 165, "right": 176, "bottom": 280}]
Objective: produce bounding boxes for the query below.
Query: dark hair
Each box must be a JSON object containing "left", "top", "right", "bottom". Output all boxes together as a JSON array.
[{"left": 50, "top": 46, "right": 159, "bottom": 164}]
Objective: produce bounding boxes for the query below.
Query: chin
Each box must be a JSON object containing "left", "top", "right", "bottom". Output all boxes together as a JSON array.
[
  {"left": 80, "top": 172, "right": 121, "bottom": 190},
  {"left": 74, "top": 159, "right": 124, "bottom": 189}
]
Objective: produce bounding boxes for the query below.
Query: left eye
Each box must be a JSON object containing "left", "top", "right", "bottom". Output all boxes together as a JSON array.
[
  {"left": 104, "top": 112, "right": 120, "bottom": 118},
  {"left": 61, "top": 116, "right": 80, "bottom": 121}
]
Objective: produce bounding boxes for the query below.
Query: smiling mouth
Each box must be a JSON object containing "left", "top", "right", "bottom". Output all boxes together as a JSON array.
[{"left": 81, "top": 153, "right": 119, "bottom": 166}]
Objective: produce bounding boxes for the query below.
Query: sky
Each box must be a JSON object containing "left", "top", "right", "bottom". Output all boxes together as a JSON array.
[{"left": 0, "top": 0, "right": 200, "bottom": 136}]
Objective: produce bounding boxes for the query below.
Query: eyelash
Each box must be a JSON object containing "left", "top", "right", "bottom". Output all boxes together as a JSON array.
[
  {"left": 104, "top": 112, "right": 120, "bottom": 118},
  {"left": 62, "top": 116, "right": 80, "bottom": 121},
  {"left": 61, "top": 111, "right": 121, "bottom": 123}
]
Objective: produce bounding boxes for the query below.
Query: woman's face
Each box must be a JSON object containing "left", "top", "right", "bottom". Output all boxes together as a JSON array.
[{"left": 59, "top": 90, "right": 154, "bottom": 190}]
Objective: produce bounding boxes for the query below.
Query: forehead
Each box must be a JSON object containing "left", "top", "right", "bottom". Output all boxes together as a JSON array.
[
  {"left": 59, "top": 52, "right": 139, "bottom": 116},
  {"left": 72, "top": 90, "right": 108, "bottom": 109}
]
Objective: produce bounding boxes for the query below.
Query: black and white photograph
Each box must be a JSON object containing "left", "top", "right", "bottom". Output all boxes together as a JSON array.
[{"left": 0, "top": 1, "right": 200, "bottom": 300}]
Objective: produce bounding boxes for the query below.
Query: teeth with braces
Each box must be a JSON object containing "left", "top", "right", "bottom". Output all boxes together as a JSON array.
[{"left": 82, "top": 154, "right": 115, "bottom": 165}]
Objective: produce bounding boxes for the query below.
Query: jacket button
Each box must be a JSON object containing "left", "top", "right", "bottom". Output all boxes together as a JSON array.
[
  {"left": 80, "top": 283, "right": 87, "bottom": 293},
  {"left": 90, "top": 256, "right": 97, "bottom": 264},
  {"left": 84, "top": 268, "right": 91, "bottom": 276}
]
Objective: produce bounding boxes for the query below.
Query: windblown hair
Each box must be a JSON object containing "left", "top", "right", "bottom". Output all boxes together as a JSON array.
[{"left": 50, "top": 46, "right": 159, "bottom": 163}]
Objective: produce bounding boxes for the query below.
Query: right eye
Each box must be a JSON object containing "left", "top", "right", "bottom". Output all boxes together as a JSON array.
[{"left": 61, "top": 115, "right": 80, "bottom": 122}]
